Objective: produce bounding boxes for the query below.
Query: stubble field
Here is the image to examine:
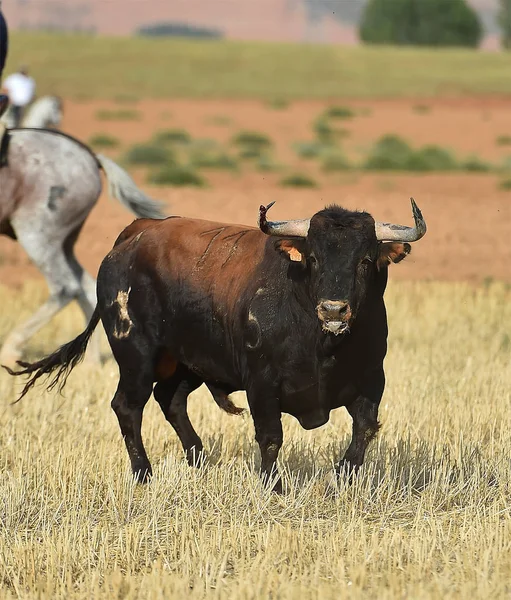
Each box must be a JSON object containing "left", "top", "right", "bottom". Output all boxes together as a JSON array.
[{"left": 0, "top": 280, "right": 510, "bottom": 599}]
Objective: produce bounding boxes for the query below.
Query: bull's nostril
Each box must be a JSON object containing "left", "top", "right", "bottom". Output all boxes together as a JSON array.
[{"left": 319, "top": 300, "right": 350, "bottom": 318}]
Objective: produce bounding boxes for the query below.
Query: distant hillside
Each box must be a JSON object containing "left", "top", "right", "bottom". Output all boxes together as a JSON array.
[{"left": 1, "top": 0, "right": 500, "bottom": 48}]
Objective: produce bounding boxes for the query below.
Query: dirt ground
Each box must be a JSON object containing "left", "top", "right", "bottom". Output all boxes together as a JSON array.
[{"left": 1, "top": 96, "right": 510, "bottom": 288}]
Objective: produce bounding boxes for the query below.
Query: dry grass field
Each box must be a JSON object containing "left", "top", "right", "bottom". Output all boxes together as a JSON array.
[{"left": 1, "top": 279, "right": 510, "bottom": 599}]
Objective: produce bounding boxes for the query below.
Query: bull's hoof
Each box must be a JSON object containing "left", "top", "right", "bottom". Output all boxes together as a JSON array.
[
  {"left": 185, "top": 447, "right": 206, "bottom": 468},
  {"left": 336, "top": 459, "right": 359, "bottom": 484},
  {"left": 133, "top": 466, "right": 153, "bottom": 484}
]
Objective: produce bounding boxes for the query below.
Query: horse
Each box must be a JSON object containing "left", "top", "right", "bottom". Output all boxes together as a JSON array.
[
  {"left": 0, "top": 127, "right": 166, "bottom": 366},
  {"left": 0, "top": 95, "right": 63, "bottom": 129}
]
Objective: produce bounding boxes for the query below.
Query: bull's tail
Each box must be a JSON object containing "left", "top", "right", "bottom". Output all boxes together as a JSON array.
[
  {"left": 214, "top": 394, "right": 245, "bottom": 416},
  {"left": 4, "top": 307, "right": 101, "bottom": 402},
  {"left": 207, "top": 383, "right": 244, "bottom": 416},
  {"left": 95, "top": 153, "right": 166, "bottom": 219}
]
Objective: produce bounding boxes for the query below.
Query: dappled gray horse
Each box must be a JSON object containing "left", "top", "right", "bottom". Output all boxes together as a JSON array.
[{"left": 0, "top": 127, "right": 165, "bottom": 366}]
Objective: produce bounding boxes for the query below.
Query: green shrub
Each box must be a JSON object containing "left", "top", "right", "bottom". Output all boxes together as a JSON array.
[
  {"left": 293, "top": 141, "right": 329, "bottom": 159},
  {"left": 124, "top": 144, "right": 172, "bottom": 166},
  {"left": 256, "top": 154, "right": 281, "bottom": 172},
  {"left": 313, "top": 117, "right": 335, "bottom": 143},
  {"left": 413, "top": 104, "right": 431, "bottom": 114},
  {"left": 114, "top": 94, "right": 140, "bottom": 104},
  {"left": 88, "top": 134, "right": 120, "bottom": 149},
  {"left": 496, "top": 135, "right": 511, "bottom": 146},
  {"left": 189, "top": 149, "right": 238, "bottom": 170},
  {"left": 280, "top": 174, "right": 318, "bottom": 188},
  {"left": 324, "top": 105, "right": 355, "bottom": 120},
  {"left": 238, "top": 145, "right": 265, "bottom": 160},
  {"left": 232, "top": 131, "right": 272, "bottom": 148},
  {"left": 266, "top": 98, "right": 289, "bottom": 110},
  {"left": 96, "top": 109, "right": 141, "bottom": 121},
  {"left": 461, "top": 156, "right": 491, "bottom": 172},
  {"left": 205, "top": 115, "right": 232, "bottom": 126},
  {"left": 406, "top": 145, "right": 458, "bottom": 171},
  {"left": 500, "top": 178, "right": 511, "bottom": 190},
  {"left": 153, "top": 129, "right": 192, "bottom": 145},
  {"left": 148, "top": 166, "right": 206, "bottom": 187},
  {"left": 364, "top": 135, "right": 414, "bottom": 170},
  {"left": 321, "top": 148, "right": 352, "bottom": 172}
]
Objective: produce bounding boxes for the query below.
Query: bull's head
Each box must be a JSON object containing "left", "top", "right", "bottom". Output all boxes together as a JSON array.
[{"left": 259, "top": 198, "right": 426, "bottom": 336}]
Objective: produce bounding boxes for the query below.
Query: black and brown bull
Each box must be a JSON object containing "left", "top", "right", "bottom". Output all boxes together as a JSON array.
[{"left": 8, "top": 199, "right": 427, "bottom": 492}]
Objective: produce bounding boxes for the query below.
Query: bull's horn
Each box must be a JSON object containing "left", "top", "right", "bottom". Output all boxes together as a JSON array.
[
  {"left": 374, "top": 198, "right": 427, "bottom": 242},
  {"left": 258, "top": 202, "right": 310, "bottom": 237}
]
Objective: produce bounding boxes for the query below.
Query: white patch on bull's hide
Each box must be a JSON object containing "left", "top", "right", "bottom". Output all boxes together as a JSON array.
[
  {"left": 248, "top": 310, "right": 258, "bottom": 323},
  {"left": 113, "top": 287, "right": 133, "bottom": 339},
  {"left": 256, "top": 287, "right": 265, "bottom": 296},
  {"left": 289, "top": 247, "right": 302, "bottom": 262}
]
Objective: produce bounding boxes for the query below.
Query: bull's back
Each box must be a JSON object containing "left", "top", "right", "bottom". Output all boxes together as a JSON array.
[{"left": 98, "top": 216, "right": 271, "bottom": 383}]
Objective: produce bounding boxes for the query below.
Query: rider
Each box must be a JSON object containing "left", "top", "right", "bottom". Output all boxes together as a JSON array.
[{"left": 0, "top": 2, "right": 8, "bottom": 117}]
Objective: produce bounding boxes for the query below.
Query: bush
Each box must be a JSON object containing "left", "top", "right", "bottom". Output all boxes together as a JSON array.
[
  {"left": 324, "top": 106, "right": 355, "bottom": 120},
  {"left": 266, "top": 98, "right": 289, "bottom": 110},
  {"left": 360, "top": 0, "right": 482, "bottom": 48},
  {"left": 96, "top": 109, "right": 141, "bottom": 121},
  {"left": 406, "top": 145, "right": 458, "bottom": 171},
  {"left": 137, "top": 22, "right": 222, "bottom": 39},
  {"left": 124, "top": 144, "right": 172, "bottom": 166},
  {"left": 364, "top": 135, "right": 414, "bottom": 170},
  {"left": 321, "top": 148, "right": 352, "bottom": 172},
  {"left": 280, "top": 174, "right": 318, "bottom": 188},
  {"left": 148, "top": 166, "right": 206, "bottom": 187},
  {"left": 189, "top": 149, "right": 238, "bottom": 171},
  {"left": 293, "top": 141, "right": 330, "bottom": 159},
  {"left": 500, "top": 178, "right": 511, "bottom": 190},
  {"left": 88, "top": 134, "right": 120, "bottom": 149},
  {"left": 232, "top": 131, "right": 272, "bottom": 148},
  {"left": 313, "top": 117, "right": 335, "bottom": 143},
  {"left": 238, "top": 145, "right": 265, "bottom": 160},
  {"left": 256, "top": 154, "right": 281, "bottom": 172},
  {"left": 461, "top": 156, "right": 492, "bottom": 172},
  {"left": 496, "top": 135, "right": 511, "bottom": 146},
  {"left": 153, "top": 129, "right": 192, "bottom": 145},
  {"left": 413, "top": 104, "right": 431, "bottom": 114}
]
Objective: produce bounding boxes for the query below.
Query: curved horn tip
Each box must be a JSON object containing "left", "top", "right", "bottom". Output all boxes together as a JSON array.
[{"left": 410, "top": 197, "right": 427, "bottom": 236}]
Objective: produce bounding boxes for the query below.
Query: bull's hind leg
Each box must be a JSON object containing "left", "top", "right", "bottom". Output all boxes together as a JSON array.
[
  {"left": 110, "top": 364, "right": 154, "bottom": 483},
  {"left": 337, "top": 369, "right": 384, "bottom": 480},
  {"left": 154, "top": 366, "right": 205, "bottom": 466}
]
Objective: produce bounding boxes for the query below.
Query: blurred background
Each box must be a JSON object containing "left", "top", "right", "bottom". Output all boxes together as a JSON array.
[{"left": 1, "top": 0, "right": 510, "bottom": 289}]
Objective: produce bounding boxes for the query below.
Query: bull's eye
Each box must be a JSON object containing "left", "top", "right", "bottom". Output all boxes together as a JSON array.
[
  {"left": 308, "top": 255, "right": 318, "bottom": 267},
  {"left": 361, "top": 256, "right": 373, "bottom": 267}
]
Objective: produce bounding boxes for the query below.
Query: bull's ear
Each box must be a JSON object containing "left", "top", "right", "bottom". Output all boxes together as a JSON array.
[
  {"left": 377, "top": 242, "right": 411, "bottom": 269},
  {"left": 274, "top": 239, "right": 306, "bottom": 264}
]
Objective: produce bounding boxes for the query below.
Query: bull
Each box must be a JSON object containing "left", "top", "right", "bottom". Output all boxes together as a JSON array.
[{"left": 7, "top": 199, "right": 426, "bottom": 492}]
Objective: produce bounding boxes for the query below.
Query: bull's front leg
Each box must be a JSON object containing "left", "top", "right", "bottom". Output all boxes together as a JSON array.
[
  {"left": 337, "top": 367, "right": 384, "bottom": 480},
  {"left": 246, "top": 382, "right": 283, "bottom": 494}
]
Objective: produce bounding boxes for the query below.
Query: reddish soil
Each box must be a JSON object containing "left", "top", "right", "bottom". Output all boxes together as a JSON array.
[{"left": 1, "top": 96, "right": 510, "bottom": 289}]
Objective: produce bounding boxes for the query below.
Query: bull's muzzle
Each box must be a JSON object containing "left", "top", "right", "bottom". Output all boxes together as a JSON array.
[{"left": 317, "top": 300, "right": 352, "bottom": 335}]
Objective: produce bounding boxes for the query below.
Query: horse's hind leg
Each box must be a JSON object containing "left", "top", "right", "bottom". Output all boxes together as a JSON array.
[
  {"left": 0, "top": 231, "right": 83, "bottom": 367},
  {"left": 63, "top": 228, "right": 100, "bottom": 363}
]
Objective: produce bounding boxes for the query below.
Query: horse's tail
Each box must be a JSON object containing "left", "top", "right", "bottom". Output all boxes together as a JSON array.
[
  {"left": 95, "top": 153, "right": 166, "bottom": 220},
  {"left": 3, "top": 307, "right": 101, "bottom": 403}
]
